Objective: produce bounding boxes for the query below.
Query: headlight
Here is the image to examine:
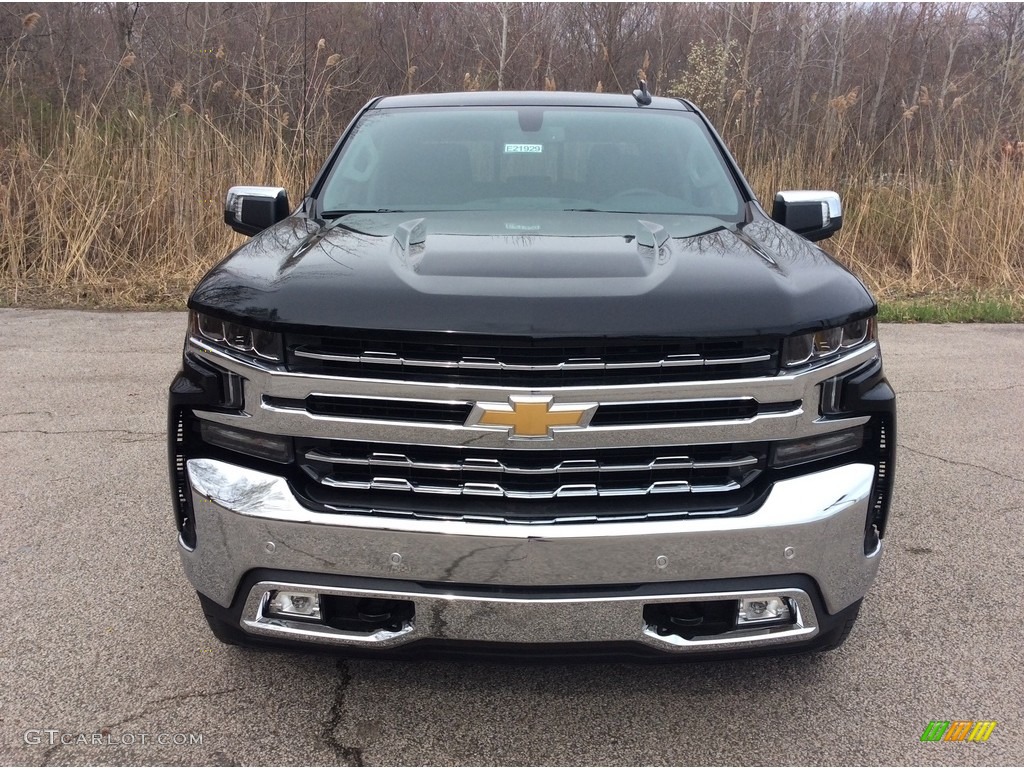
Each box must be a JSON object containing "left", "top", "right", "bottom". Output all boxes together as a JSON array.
[
  {"left": 782, "top": 317, "right": 876, "bottom": 367},
  {"left": 189, "top": 311, "right": 284, "bottom": 363}
]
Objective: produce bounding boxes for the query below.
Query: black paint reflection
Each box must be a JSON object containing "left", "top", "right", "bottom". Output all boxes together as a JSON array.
[{"left": 189, "top": 209, "right": 874, "bottom": 337}]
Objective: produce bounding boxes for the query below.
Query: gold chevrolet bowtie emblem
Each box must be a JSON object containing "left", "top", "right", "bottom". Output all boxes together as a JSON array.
[{"left": 466, "top": 395, "right": 598, "bottom": 440}]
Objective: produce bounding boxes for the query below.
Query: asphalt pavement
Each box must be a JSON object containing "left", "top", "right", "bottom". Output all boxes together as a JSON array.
[{"left": 0, "top": 310, "right": 1021, "bottom": 766}]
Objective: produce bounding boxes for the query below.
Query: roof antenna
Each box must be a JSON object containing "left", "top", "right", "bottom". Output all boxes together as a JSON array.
[{"left": 632, "top": 71, "right": 652, "bottom": 106}]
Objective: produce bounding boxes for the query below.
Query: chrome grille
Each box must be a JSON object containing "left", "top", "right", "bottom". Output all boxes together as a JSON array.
[
  {"left": 264, "top": 394, "right": 788, "bottom": 427},
  {"left": 285, "top": 330, "right": 779, "bottom": 385},
  {"left": 187, "top": 334, "right": 881, "bottom": 525},
  {"left": 304, "top": 449, "right": 758, "bottom": 474},
  {"left": 297, "top": 440, "right": 766, "bottom": 517}
]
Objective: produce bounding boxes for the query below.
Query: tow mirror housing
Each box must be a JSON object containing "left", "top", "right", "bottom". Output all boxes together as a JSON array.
[
  {"left": 772, "top": 190, "right": 842, "bottom": 242},
  {"left": 224, "top": 186, "right": 289, "bottom": 236}
]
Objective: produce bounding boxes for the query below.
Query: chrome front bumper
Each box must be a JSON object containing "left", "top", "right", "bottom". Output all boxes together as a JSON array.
[
  {"left": 181, "top": 458, "right": 881, "bottom": 651},
  {"left": 237, "top": 580, "right": 821, "bottom": 653}
]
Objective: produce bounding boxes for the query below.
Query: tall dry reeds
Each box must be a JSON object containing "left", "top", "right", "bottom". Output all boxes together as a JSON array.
[
  {"left": 1, "top": 70, "right": 335, "bottom": 305},
  {"left": 1, "top": 39, "right": 1022, "bottom": 307},
  {"left": 737, "top": 81, "right": 1024, "bottom": 301}
]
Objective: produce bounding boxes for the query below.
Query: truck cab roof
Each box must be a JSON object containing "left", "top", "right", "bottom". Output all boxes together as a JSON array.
[{"left": 371, "top": 90, "right": 694, "bottom": 111}]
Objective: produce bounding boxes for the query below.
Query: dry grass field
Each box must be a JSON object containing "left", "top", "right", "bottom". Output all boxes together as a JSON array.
[{"left": 2, "top": 3, "right": 1023, "bottom": 319}]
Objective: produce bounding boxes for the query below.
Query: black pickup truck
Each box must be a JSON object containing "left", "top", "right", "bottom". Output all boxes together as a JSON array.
[{"left": 168, "top": 89, "right": 895, "bottom": 659}]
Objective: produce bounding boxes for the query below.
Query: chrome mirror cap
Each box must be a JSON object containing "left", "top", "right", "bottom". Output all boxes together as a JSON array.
[
  {"left": 771, "top": 190, "right": 843, "bottom": 242},
  {"left": 224, "top": 186, "right": 289, "bottom": 237}
]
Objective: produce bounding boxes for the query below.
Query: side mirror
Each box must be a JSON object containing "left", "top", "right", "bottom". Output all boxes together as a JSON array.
[
  {"left": 224, "top": 186, "right": 289, "bottom": 236},
  {"left": 771, "top": 190, "right": 842, "bottom": 242}
]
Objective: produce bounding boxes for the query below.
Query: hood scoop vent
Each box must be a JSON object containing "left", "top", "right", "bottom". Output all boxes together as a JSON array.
[
  {"left": 636, "top": 220, "right": 671, "bottom": 266},
  {"left": 393, "top": 218, "right": 428, "bottom": 266},
  {"left": 385, "top": 217, "right": 677, "bottom": 286}
]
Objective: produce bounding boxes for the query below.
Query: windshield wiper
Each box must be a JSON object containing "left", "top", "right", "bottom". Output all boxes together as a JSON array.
[
  {"left": 562, "top": 208, "right": 668, "bottom": 214},
  {"left": 320, "top": 208, "right": 404, "bottom": 218},
  {"left": 564, "top": 208, "right": 697, "bottom": 215},
  {"left": 304, "top": 209, "right": 406, "bottom": 242}
]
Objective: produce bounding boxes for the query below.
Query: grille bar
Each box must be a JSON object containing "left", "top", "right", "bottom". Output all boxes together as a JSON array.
[
  {"left": 319, "top": 475, "right": 740, "bottom": 498},
  {"left": 267, "top": 394, "right": 774, "bottom": 427},
  {"left": 304, "top": 449, "right": 759, "bottom": 475},
  {"left": 299, "top": 439, "right": 765, "bottom": 505},
  {"left": 293, "top": 348, "right": 771, "bottom": 372},
  {"left": 285, "top": 331, "right": 780, "bottom": 385}
]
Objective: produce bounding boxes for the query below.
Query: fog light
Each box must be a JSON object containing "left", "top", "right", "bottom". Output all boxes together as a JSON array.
[
  {"left": 737, "top": 596, "right": 792, "bottom": 626},
  {"left": 267, "top": 590, "right": 322, "bottom": 620}
]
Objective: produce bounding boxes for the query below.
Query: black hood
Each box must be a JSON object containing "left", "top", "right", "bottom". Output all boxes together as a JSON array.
[{"left": 189, "top": 210, "right": 874, "bottom": 338}]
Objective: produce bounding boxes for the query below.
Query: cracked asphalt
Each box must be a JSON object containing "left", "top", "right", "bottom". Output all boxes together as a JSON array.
[{"left": 0, "top": 310, "right": 1022, "bottom": 766}]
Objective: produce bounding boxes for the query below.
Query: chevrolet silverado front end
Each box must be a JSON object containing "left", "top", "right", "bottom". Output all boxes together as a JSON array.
[{"left": 168, "top": 90, "right": 895, "bottom": 659}]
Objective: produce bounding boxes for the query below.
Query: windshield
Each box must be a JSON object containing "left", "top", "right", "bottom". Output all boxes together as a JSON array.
[{"left": 318, "top": 106, "right": 744, "bottom": 220}]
